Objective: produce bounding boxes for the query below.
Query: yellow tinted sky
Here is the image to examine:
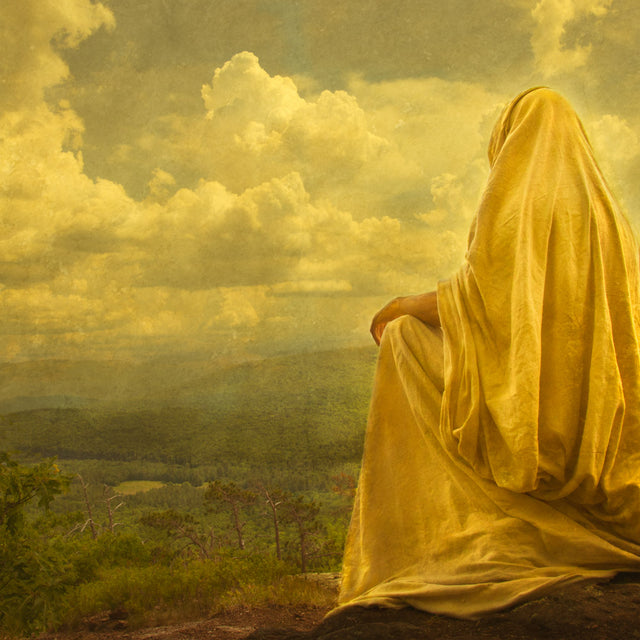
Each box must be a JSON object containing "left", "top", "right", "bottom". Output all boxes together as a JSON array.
[{"left": 1, "top": 0, "right": 639, "bottom": 362}]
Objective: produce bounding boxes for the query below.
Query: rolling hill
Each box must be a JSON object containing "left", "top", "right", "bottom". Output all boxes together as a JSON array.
[{"left": 0, "top": 347, "right": 379, "bottom": 476}]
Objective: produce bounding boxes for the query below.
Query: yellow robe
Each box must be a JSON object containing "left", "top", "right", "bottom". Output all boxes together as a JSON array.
[{"left": 337, "top": 88, "right": 640, "bottom": 618}]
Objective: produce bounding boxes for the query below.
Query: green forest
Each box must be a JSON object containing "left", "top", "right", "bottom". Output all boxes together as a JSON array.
[{"left": 0, "top": 347, "right": 377, "bottom": 636}]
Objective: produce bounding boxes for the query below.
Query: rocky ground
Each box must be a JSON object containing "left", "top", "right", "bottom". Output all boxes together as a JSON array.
[
  {"left": 38, "top": 605, "right": 326, "bottom": 640},
  {"left": 39, "top": 574, "right": 640, "bottom": 640}
]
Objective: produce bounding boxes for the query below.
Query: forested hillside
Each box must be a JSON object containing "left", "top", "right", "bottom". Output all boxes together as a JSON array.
[
  {"left": 0, "top": 347, "right": 377, "bottom": 635},
  {"left": 0, "top": 346, "right": 377, "bottom": 487}
]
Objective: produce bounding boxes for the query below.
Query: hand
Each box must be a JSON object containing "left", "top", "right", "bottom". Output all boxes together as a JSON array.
[
  {"left": 370, "top": 297, "right": 405, "bottom": 346},
  {"left": 369, "top": 291, "right": 440, "bottom": 346}
]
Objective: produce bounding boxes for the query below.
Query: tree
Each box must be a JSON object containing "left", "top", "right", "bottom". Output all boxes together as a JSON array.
[
  {"left": 204, "top": 481, "right": 256, "bottom": 550},
  {"left": 0, "top": 452, "right": 72, "bottom": 634},
  {"left": 103, "top": 485, "right": 124, "bottom": 533},
  {"left": 73, "top": 476, "right": 125, "bottom": 538},
  {"left": 139, "top": 509, "right": 215, "bottom": 560},
  {"left": 258, "top": 483, "right": 286, "bottom": 560},
  {"left": 330, "top": 472, "right": 358, "bottom": 522},
  {"left": 76, "top": 474, "right": 97, "bottom": 539},
  {"left": 280, "top": 494, "right": 322, "bottom": 573},
  {"left": 0, "top": 452, "right": 70, "bottom": 532},
  {"left": 331, "top": 472, "right": 357, "bottom": 501}
]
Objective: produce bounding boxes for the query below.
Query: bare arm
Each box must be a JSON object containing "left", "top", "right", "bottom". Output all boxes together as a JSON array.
[{"left": 370, "top": 291, "right": 440, "bottom": 346}]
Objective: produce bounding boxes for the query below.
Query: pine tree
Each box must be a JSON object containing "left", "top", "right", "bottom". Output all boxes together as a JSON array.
[{"left": 204, "top": 480, "right": 256, "bottom": 550}]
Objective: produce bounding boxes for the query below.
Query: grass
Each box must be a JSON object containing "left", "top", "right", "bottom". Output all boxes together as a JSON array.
[
  {"left": 216, "top": 574, "right": 339, "bottom": 611},
  {"left": 113, "top": 480, "right": 166, "bottom": 494},
  {"left": 55, "top": 556, "right": 338, "bottom": 632}
]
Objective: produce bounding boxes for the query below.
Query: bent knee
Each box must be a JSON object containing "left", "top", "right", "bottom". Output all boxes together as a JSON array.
[
  {"left": 381, "top": 315, "right": 442, "bottom": 351},
  {"left": 387, "top": 314, "right": 431, "bottom": 334},
  {"left": 383, "top": 314, "right": 441, "bottom": 346},
  {"left": 379, "top": 315, "right": 444, "bottom": 387}
]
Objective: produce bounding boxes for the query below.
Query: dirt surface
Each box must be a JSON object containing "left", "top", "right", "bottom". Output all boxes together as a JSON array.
[
  {"left": 38, "top": 605, "right": 327, "bottom": 640},
  {"left": 246, "top": 575, "right": 640, "bottom": 640},
  {"left": 38, "top": 574, "right": 640, "bottom": 640}
]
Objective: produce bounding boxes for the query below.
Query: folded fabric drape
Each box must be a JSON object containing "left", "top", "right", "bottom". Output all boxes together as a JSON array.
[{"left": 336, "top": 88, "right": 640, "bottom": 618}]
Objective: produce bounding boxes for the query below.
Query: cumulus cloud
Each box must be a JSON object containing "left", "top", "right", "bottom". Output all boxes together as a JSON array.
[
  {"left": 5, "top": 0, "right": 640, "bottom": 366},
  {"left": 0, "top": 25, "right": 505, "bottom": 361},
  {"left": 195, "top": 55, "right": 503, "bottom": 222},
  {"left": 214, "top": 288, "right": 264, "bottom": 329},
  {"left": 0, "top": 104, "right": 137, "bottom": 285},
  {"left": 198, "top": 52, "right": 389, "bottom": 201},
  {"left": 530, "top": 0, "right": 612, "bottom": 78},
  {"left": 589, "top": 114, "right": 640, "bottom": 165},
  {"left": 0, "top": 0, "right": 114, "bottom": 109},
  {"left": 146, "top": 168, "right": 177, "bottom": 203},
  {"left": 271, "top": 280, "right": 353, "bottom": 296},
  {"left": 586, "top": 112, "right": 640, "bottom": 220},
  {"left": 103, "top": 53, "right": 498, "bottom": 299},
  {"left": 202, "top": 51, "right": 304, "bottom": 130}
]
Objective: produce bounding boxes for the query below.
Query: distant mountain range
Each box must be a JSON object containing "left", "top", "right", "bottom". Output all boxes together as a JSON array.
[
  {"left": 0, "top": 347, "right": 379, "bottom": 469},
  {"left": 0, "top": 346, "right": 378, "bottom": 415}
]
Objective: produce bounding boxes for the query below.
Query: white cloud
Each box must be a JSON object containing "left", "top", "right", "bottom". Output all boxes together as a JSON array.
[
  {"left": 198, "top": 52, "right": 389, "bottom": 202},
  {"left": 202, "top": 51, "right": 304, "bottom": 130},
  {"left": 0, "top": 0, "right": 114, "bottom": 109},
  {"left": 214, "top": 287, "right": 264, "bottom": 329},
  {"left": 146, "top": 168, "right": 177, "bottom": 202},
  {"left": 530, "top": 0, "right": 613, "bottom": 78},
  {"left": 271, "top": 280, "right": 353, "bottom": 296},
  {"left": 0, "top": 39, "right": 506, "bottom": 360},
  {"left": 589, "top": 113, "right": 640, "bottom": 165},
  {"left": 586, "top": 112, "right": 640, "bottom": 222}
]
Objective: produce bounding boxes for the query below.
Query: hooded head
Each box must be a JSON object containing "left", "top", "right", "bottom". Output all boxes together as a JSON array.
[{"left": 487, "top": 87, "right": 594, "bottom": 170}]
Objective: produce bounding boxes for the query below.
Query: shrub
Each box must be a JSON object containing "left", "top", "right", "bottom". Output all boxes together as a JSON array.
[
  {"left": 59, "top": 554, "right": 290, "bottom": 629},
  {"left": 0, "top": 452, "right": 73, "bottom": 634}
]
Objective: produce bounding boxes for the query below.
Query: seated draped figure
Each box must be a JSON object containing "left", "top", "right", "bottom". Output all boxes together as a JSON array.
[{"left": 334, "top": 87, "right": 640, "bottom": 619}]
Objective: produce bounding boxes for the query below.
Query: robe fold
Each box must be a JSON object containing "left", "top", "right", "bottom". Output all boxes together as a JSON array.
[{"left": 337, "top": 88, "right": 640, "bottom": 618}]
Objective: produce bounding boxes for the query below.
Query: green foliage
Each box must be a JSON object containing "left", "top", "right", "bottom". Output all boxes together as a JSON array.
[
  {"left": 60, "top": 554, "right": 290, "bottom": 630},
  {"left": 0, "top": 406, "right": 367, "bottom": 484},
  {"left": 216, "top": 574, "right": 338, "bottom": 610},
  {"left": 280, "top": 493, "right": 324, "bottom": 573},
  {"left": 139, "top": 509, "right": 215, "bottom": 559},
  {"left": 205, "top": 481, "right": 257, "bottom": 550},
  {"left": 0, "top": 348, "right": 376, "bottom": 489},
  {"left": 0, "top": 451, "right": 71, "bottom": 532},
  {"left": 331, "top": 472, "right": 357, "bottom": 502},
  {"left": 0, "top": 348, "right": 372, "bottom": 635},
  {"left": 0, "top": 530, "right": 76, "bottom": 635},
  {"left": 0, "top": 452, "right": 73, "bottom": 635},
  {"left": 0, "top": 456, "right": 352, "bottom": 636},
  {"left": 68, "top": 531, "right": 153, "bottom": 583}
]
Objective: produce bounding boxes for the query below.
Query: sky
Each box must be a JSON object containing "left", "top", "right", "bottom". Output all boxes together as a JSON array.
[{"left": 2, "top": 0, "right": 640, "bottom": 363}]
